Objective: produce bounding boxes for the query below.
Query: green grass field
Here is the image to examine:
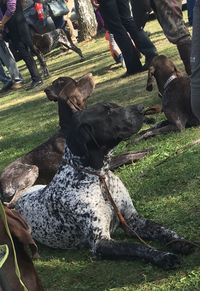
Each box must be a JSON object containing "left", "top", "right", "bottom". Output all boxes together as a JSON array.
[{"left": 0, "top": 14, "right": 200, "bottom": 290}]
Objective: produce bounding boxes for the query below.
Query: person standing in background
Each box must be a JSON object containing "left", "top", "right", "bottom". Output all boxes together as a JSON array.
[
  {"left": 131, "top": 0, "right": 192, "bottom": 75},
  {"left": 0, "top": 37, "right": 23, "bottom": 91},
  {"left": 99, "top": 0, "right": 157, "bottom": 77},
  {"left": 0, "top": 0, "right": 42, "bottom": 90},
  {"left": 191, "top": 0, "right": 200, "bottom": 120}
]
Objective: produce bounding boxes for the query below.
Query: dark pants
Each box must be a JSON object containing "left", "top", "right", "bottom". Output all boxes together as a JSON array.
[
  {"left": 53, "top": 15, "right": 68, "bottom": 35},
  {"left": 191, "top": 0, "right": 200, "bottom": 120},
  {"left": 5, "top": 3, "right": 41, "bottom": 83},
  {"left": 187, "top": 0, "right": 196, "bottom": 25},
  {"left": 99, "top": 0, "right": 143, "bottom": 74},
  {"left": 120, "top": 0, "right": 157, "bottom": 59}
]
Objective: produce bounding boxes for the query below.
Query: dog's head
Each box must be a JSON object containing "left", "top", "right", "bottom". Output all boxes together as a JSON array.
[
  {"left": 0, "top": 206, "right": 38, "bottom": 258},
  {"left": 44, "top": 73, "right": 95, "bottom": 111},
  {"left": 32, "top": 33, "right": 52, "bottom": 54},
  {"left": 65, "top": 102, "right": 144, "bottom": 169},
  {"left": 0, "top": 163, "right": 39, "bottom": 200},
  {"left": 146, "top": 55, "right": 182, "bottom": 92}
]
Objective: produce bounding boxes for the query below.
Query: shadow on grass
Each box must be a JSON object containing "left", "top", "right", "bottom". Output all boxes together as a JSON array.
[{"left": 35, "top": 243, "right": 199, "bottom": 291}]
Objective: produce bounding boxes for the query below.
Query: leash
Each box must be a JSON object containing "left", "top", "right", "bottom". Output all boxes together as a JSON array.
[
  {"left": 74, "top": 166, "right": 153, "bottom": 249},
  {"left": 0, "top": 244, "right": 10, "bottom": 291},
  {"left": 0, "top": 201, "right": 28, "bottom": 291}
]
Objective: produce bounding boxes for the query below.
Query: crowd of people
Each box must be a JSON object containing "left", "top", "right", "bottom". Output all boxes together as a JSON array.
[
  {"left": 0, "top": 0, "right": 200, "bottom": 124},
  {"left": 0, "top": 0, "right": 76, "bottom": 92}
]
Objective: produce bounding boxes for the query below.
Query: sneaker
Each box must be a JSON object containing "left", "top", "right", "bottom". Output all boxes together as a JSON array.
[
  {"left": 119, "top": 54, "right": 125, "bottom": 68},
  {"left": 11, "top": 81, "right": 23, "bottom": 90},
  {"left": 26, "top": 80, "right": 43, "bottom": 91}
]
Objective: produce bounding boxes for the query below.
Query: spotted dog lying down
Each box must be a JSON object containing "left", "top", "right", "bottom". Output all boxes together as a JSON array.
[{"left": 15, "top": 101, "right": 194, "bottom": 269}]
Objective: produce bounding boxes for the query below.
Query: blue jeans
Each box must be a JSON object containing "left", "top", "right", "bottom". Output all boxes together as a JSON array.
[
  {"left": 0, "top": 40, "right": 22, "bottom": 82},
  {"left": 0, "top": 61, "right": 11, "bottom": 85}
]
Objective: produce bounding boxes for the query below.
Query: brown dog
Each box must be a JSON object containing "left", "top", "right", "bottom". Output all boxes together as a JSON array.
[
  {"left": 0, "top": 74, "right": 95, "bottom": 204},
  {"left": 0, "top": 206, "right": 43, "bottom": 290},
  {"left": 136, "top": 55, "right": 199, "bottom": 141}
]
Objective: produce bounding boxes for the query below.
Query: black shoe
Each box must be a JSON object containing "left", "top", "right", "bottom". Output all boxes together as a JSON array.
[
  {"left": 0, "top": 80, "right": 13, "bottom": 92},
  {"left": 120, "top": 67, "right": 145, "bottom": 78},
  {"left": 26, "top": 80, "right": 43, "bottom": 91}
]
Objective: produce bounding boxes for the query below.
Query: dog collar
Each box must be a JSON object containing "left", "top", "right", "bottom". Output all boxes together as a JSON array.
[
  {"left": 158, "top": 74, "right": 178, "bottom": 98},
  {"left": 164, "top": 74, "right": 178, "bottom": 91}
]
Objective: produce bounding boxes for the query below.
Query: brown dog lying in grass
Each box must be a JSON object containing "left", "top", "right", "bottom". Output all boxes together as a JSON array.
[
  {"left": 0, "top": 74, "right": 95, "bottom": 205},
  {"left": 136, "top": 55, "right": 199, "bottom": 142},
  {"left": 0, "top": 205, "right": 43, "bottom": 290}
]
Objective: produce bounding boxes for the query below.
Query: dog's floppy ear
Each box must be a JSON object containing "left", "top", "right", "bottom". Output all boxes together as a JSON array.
[
  {"left": 5, "top": 207, "right": 38, "bottom": 258},
  {"left": 76, "top": 73, "right": 95, "bottom": 102},
  {"left": 146, "top": 66, "right": 155, "bottom": 91},
  {"left": 173, "top": 64, "right": 182, "bottom": 77}
]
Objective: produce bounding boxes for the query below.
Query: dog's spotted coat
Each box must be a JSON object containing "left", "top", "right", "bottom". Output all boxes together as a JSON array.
[
  {"left": 15, "top": 101, "right": 194, "bottom": 268},
  {"left": 15, "top": 145, "right": 137, "bottom": 250}
]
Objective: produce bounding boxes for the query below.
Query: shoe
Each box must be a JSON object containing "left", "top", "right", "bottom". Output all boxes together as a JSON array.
[
  {"left": 120, "top": 67, "right": 145, "bottom": 78},
  {"left": 0, "top": 80, "right": 13, "bottom": 92},
  {"left": 26, "top": 80, "right": 43, "bottom": 91},
  {"left": 11, "top": 81, "right": 23, "bottom": 90}
]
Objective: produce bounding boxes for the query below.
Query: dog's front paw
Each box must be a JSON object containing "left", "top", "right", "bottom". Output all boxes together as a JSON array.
[
  {"left": 155, "top": 252, "right": 181, "bottom": 270},
  {"left": 168, "top": 240, "right": 196, "bottom": 255}
]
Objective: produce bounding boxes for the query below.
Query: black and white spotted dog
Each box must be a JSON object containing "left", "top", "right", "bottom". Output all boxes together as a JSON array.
[{"left": 15, "top": 102, "right": 194, "bottom": 269}]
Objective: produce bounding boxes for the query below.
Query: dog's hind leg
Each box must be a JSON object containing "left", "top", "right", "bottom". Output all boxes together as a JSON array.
[
  {"left": 95, "top": 239, "right": 180, "bottom": 269},
  {"left": 32, "top": 45, "right": 50, "bottom": 78},
  {"left": 58, "top": 30, "right": 85, "bottom": 61},
  {"left": 126, "top": 214, "right": 195, "bottom": 255}
]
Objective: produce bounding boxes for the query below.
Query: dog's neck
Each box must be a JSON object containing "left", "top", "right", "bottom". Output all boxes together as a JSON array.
[
  {"left": 63, "top": 144, "right": 111, "bottom": 174},
  {"left": 156, "top": 73, "right": 178, "bottom": 96},
  {"left": 58, "top": 99, "right": 74, "bottom": 134}
]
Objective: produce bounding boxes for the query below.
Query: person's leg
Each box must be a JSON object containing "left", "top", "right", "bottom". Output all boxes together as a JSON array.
[
  {"left": 0, "top": 40, "right": 22, "bottom": 83},
  {"left": 152, "top": 0, "right": 192, "bottom": 75},
  {"left": 0, "top": 61, "right": 13, "bottom": 91},
  {"left": 64, "top": 14, "right": 77, "bottom": 43},
  {"left": 119, "top": 0, "right": 157, "bottom": 64},
  {"left": 0, "top": 61, "right": 11, "bottom": 83},
  {"left": 7, "top": 20, "right": 42, "bottom": 87},
  {"left": 99, "top": 0, "right": 143, "bottom": 75},
  {"left": 187, "top": 0, "right": 196, "bottom": 26},
  {"left": 191, "top": 0, "right": 200, "bottom": 120},
  {"left": 18, "top": 43, "right": 41, "bottom": 82}
]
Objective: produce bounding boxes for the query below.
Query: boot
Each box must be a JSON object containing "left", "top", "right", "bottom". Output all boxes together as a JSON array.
[{"left": 177, "top": 40, "right": 192, "bottom": 75}]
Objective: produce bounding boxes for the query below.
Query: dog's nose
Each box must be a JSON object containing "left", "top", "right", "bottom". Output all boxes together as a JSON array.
[{"left": 44, "top": 87, "right": 50, "bottom": 93}]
